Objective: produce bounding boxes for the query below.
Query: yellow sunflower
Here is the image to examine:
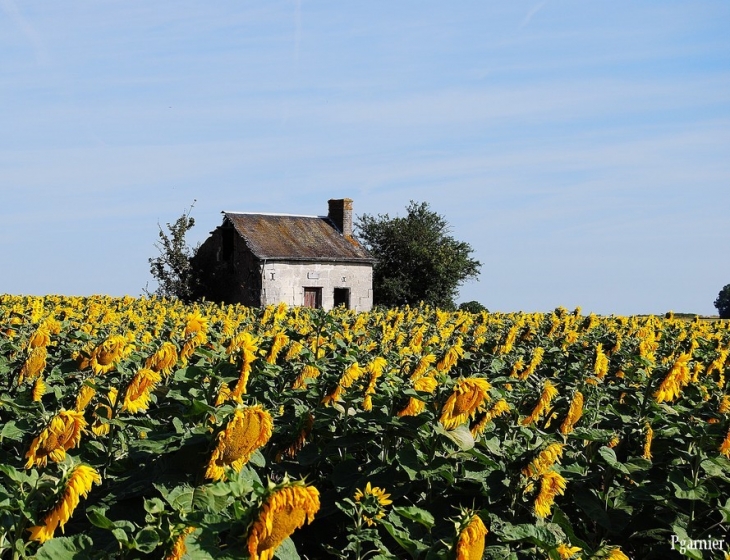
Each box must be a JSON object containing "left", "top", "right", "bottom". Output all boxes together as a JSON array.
[
  {"left": 439, "top": 378, "right": 491, "bottom": 430},
  {"left": 28, "top": 464, "right": 101, "bottom": 542},
  {"left": 247, "top": 481, "right": 320, "bottom": 560},
  {"left": 455, "top": 514, "right": 488, "bottom": 560},
  {"left": 25, "top": 410, "right": 87, "bottom": 469},
  {"left": 122, "top": 368, "right": 162, "bottom": 413},
  {"left": 205, "top": 406, "right": 273, "bottom": 481},
  {"left": 353, "top": 481, "right": 393, "bottom": 526},
  {"left": 89, "top": 334, "right": 127, "bottom": 375}
]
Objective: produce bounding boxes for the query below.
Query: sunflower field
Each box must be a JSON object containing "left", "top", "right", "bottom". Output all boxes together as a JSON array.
[{"left": 1, "top": 295, "right": 729, "bottom": 560}]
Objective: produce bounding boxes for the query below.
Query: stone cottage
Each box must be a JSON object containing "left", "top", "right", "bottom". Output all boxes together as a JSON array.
[{"left": 192, "top": 199, "right": 374, "bottom": 311}]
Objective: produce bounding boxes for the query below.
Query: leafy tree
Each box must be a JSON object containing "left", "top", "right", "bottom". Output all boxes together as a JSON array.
[
  {"left": 714, "top": 284, "right": 730, "bottom": 319},
  {"left": 145, "top": 202, "right": 199, "bottom": 301},
  {"left": 355, "top": 201, "right": 481, "bottom": 309},
  {"left": 459, "top": 300, "right": 488, "bottom": 314}
]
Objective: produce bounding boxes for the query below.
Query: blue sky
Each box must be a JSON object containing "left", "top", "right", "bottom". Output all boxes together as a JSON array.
[{"left": 2, "top": 1, "right": 729, "bottom": 315}]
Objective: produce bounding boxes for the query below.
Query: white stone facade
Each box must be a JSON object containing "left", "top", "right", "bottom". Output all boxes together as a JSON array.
[{"left": 260, "top": 261, "right": 373, "bottom": 312}]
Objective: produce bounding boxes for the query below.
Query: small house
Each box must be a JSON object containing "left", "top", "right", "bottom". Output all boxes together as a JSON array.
[{"left": 193, "top": 199, "right": 374, "bottom": 311}]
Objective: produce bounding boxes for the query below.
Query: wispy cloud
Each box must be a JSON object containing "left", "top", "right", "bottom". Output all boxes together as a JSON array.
[
  {"left": 0, "top": 0, "right": 49, "bottom": 64},
  {"left": 520, "top": 1, "right": 548, "bottom": 28}
]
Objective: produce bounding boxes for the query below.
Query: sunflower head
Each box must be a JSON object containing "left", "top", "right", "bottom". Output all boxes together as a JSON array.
[
  {"left": 353, "top": 481, "right": 393, "bottom": 526},
  {"left": 25, "top": 410, "right": 87, "bottom": 469},
  {"left": 247, "top": 480, "right": 320, "bottom": 560},
  {"left": 205, "top": 405, "right": 273, "bottom": 481},
  {"left": 439, "top": 378, "right": 491, "bottom": 430},
  {"left": 90, "top": 334, "right": 127, "bottom": 374},
  {"left": 454, "top": 511, "right": 488, "bottom": 560}
]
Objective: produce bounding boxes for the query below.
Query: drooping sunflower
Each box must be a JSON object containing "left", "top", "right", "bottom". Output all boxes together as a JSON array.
[
  {"left": 439, "top": 378, "right": 491, "bottom": 430},
  {"left": 455, "top": 514, "right": 488, "bottom": 560},
  {"left": 89, "top": 334, "right": 127, "bottom": 375},
  {"left": 205, "top": 406, "right": 273, "bottom": 481},
  {"left": 145, "top": 341, "right": 179, "bottom": 376},
  {"left": 397, "top": 375, "right": 438, "bottom": 417},
  {"left": 643, "top": 422, "right": 653, "bottom": 460},
  {"left": 166, "top": 526, "right": 196, "bottom": 560},
  {"left": 719, "top": 428, "right": 730, "bottom": 458},
  {"left": 91, "top": 388, "right": 118, "bottom": 437},
  {"left": 266, "top": 332, "right": 289, "bottom": 364},
  {"left": 122, "top": 368, "right": 162, "bottom": 413},
  {"left": 559, "top": 391, "right": 584, "bottom": 435},
  {"left": 518, "top": 346, "right": 545, "bottom": 380},
  {"left": 534, "top": 470, "right": 566, "bottom": 518},
  {"left": 28, "top": 326, "right": 51, "bottom": 349},
  {"left": 231, "top": 332, "right": 259, "bottom": 399},
  {"left": 470, "top": 399, "right": 510, "bottom": 437},
  {"left": 32, "top": 377, "right": 46, "bottom": 401},
  {"left": 247, "top": 481, "right": 320, "bottom": 560},
  {"left": 25, "top": 410, "right": 87, "bottom": 469},
  {"left": 18, "top": 346, "right": 47, "bottom": 384},
  {"left": 292, "top": 365, "right": 320, "bottom": 390},
  {"left": 275, "top": 412, "right": 314, "bottom": 462},
  {"left": 653, "top": 353, "right": 692, "bottom": 403},
  {"left": 521, "top": 380, "right": 559, "bottom": 426},
  {"left": 522, "top": 442, "right": 564, "bottom": 478},
  {"left": 363, "top": 357, "right": 387, "bottom": 411},
  {"left": 74, "top": 384, "right": 97, "bottom": 412},
  {"left": 28, "top": 464, "right": 101, "bottom": 542},
  {"left": 437, "top": 338, "right": 464, "bottom": 373},
  {"left": 593, "top": 344, "right": 609, "bottom": 379}
]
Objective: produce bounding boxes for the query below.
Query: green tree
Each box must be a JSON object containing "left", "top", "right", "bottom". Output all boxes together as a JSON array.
[
  {"left": 145, "top": 202, "right": 199, "bottom": 301},
  {"left": 355, "top": 201, "right": 481, "bottom": 309},
  {"left": 714, "top": 284, "right": 730, "bottom": 319}
]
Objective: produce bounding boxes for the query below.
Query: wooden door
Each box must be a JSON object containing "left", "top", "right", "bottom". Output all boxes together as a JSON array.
[{"left": 304, "top": 287, "right": 322, "bottom": 308}]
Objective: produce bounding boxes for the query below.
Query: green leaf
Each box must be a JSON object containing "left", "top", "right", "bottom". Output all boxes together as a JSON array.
[
  {"left": 669, "top": 471, "right": 712, "bottom": 501},
  {"left": 86, "top": 507, "right": 114, "bottom": 530},
  {"left": 495, "top": 521, "right": 564, "bottom": 548},
  {"left": 550, "top": 508, "right": 590, "bottom": 551},
  {"left": 381, "top": 518, "right": 429, "bottom": 559},
  {"left": 0, "top": 464, "right": 24, "bottom": 484},
  {"left": 573, "top": 490, "right": 612, "bottom": 530},
  {"left": 598, "top": 447, "right": 630, "bottom": 474},
  {"left": 134, "top": 527, "right": 161, "bottom": 553},
  {"left": 442, "top": 424, "right": 475, "bottom": 451},
  {"left": 112, "top": 527, "right": 131, "bottom": 546},
  {"left": 700, "top": 457, "right": 730, "bottom": 482},
  {"left": 394, "top": 506, "right": 434, "bottom": 529},
  {"left": 274, "top": 537, "right": 301, "bottom": 560},
  {"left": 34, "top": 534, "right": 94, "bottom": 560},
  {"left": 173, "top": 417, "right": 185, "bottom": 433},
  {"left": 249, "top": 449, "right": 266, "bottom": 468},
  {"left": 569, "top": 427, "right": 615, "bottom": 442},
  {"left": 0, "top": 420, "right": 24, "bottom": 441}
]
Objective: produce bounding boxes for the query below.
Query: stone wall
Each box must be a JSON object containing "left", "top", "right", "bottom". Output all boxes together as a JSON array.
[{"left": 261, "top": 260, "right": 373, "bottom": 311}]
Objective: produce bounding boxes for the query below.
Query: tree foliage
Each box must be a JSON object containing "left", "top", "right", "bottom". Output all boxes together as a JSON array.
[
  {"left": 146, "top": 203, "right": 199, "bottom": 302},
  {"left": 714, "top": 284, "right": 730, "bottom": 319},
  {"left": 355, "top": 201, "right": 481, "bottom": 309}
]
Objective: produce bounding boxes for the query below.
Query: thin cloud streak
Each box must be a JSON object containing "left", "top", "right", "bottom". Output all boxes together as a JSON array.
[
  {"left": 0, "top": 0, "right": 48, "bottom": 64},
  {"left": 520, "top": 1, "right": 548, "bottom": 28}
]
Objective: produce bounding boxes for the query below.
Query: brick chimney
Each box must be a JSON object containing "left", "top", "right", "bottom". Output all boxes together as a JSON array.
[{"left": 328, "top": 198, "right": 353, "bottom": 238}]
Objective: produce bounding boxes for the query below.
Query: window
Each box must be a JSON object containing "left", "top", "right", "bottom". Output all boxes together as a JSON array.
[
  {"left": 333, "top": 288, "right": 350, "bottom": 309},
  {"left": 303, "top": 287, "right": 322, "bottom": 309}
]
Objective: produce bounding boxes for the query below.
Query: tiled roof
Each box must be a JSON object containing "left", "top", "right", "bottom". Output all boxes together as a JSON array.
[{"left": 222, "top": 212, "right": 374, "bottom": 263}]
